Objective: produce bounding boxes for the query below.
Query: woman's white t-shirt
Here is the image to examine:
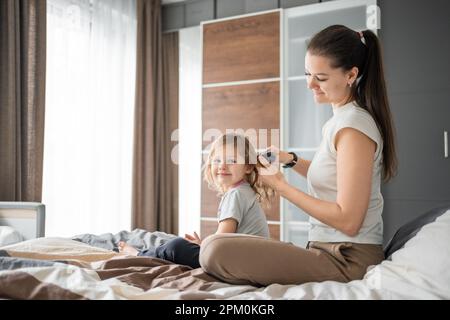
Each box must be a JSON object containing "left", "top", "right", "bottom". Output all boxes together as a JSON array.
[{"left": 307, "top": 101, "right": 384, "bottom": 244}]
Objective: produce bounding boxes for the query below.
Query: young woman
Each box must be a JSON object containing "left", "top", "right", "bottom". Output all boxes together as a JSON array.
[
  {"left": 119, "top": 133, "right": 274, "bottom": 268},
  {"left": 199, "top": 25, "right": 397, "bottom": 286}
]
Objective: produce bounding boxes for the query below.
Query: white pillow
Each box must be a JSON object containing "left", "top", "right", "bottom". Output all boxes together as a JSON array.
[
  {"left": 0, "top": 226, "right": 24, "bottom": 247},
  {"left": 364, "top": 209, "right": 450, "bottom": 299}
]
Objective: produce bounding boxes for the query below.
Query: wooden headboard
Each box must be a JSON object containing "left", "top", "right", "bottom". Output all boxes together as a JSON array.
[{"left": 0, "top": 202, "right": 45, "bottom": 240}]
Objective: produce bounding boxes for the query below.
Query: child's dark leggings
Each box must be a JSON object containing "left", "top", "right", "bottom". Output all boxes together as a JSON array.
[{"left": 138, "top": 237, "right": 200, "bottom": 269}]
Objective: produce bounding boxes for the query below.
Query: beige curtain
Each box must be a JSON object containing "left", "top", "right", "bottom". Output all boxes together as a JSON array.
[
  {"left": 0, "top": 0, "right": 46, "bottom": 202},
  {"left": 133, "top": 0, "right": 179, "bottom": 234},
  {"left": 162, "top": 31, "right": 179, "bottom": 235}
]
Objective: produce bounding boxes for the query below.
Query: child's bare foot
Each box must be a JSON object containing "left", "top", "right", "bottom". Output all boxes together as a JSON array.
[{"left": 118, "top": 241, "right": 139, "bottom": 256}]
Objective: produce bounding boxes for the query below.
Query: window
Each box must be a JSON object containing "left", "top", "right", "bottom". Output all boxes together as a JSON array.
[{"left": 43, "top": 0, "right": 137, "bottom": 236}]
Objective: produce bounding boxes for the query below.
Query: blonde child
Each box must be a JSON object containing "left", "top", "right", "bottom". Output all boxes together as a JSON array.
[{"left": 118, "top": 133, "right": 274, "bottom": 268}]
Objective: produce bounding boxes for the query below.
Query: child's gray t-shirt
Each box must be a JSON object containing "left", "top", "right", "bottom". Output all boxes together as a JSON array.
[{"left": 217, "top": 182, "right": 270, "bottom": 238}]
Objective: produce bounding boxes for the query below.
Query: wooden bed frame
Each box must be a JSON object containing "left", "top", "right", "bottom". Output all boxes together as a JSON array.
[{"left": 0, "top": 202, "right": 45, "bottom": 240}]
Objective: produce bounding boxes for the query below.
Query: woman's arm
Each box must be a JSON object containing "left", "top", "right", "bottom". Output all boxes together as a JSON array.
[
  {"left": 277, "top": 148, "right": 311, "bottom": 178},
  {"left": 291, "top": 156, "right": 312, "bottom": 178},
  {"left": 261, "top": 128, "right": 376, "bottom": 236}
]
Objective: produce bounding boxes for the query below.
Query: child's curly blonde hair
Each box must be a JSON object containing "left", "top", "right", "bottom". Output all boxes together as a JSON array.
[{"left": 203, "top": 133, "right": 275, "bottom": 208}]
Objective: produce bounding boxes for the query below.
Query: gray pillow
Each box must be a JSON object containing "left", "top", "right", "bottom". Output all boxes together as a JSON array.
[
  {"left": 384, "top": 204, "right": 450, "bottom": 259},
  {"left": 0, "top": 226, "right": 24, "bottom": 247}
]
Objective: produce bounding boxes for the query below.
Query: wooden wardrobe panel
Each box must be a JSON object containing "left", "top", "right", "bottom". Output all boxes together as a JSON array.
[
  {"left": 202, "top": 81, "right": 280, "bottom": 149},
  {"left": 200, "top": 220, "right": 218, "bottom": 239},
  {"left": 268, "top": 224, "right": 280, "bottom": 241},
  {"left": 264, "top": 195, "right": 280, "bottom": 222},
  {"left": 200, "top": 220, "right": 280, "bottom": 241},
  {"left": 201, "top": 179, "right": 220, "bottom": 218},
  {"left": 203, "top": 12, "right": 280, "bottom": 84}
]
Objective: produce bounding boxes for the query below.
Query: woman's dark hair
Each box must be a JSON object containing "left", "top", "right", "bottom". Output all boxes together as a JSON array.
[{"left": 307, "top": 25, "right": 397, "bottom": 182}]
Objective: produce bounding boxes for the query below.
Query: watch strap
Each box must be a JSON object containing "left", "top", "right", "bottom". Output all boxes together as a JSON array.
[{"left": 282, "top": 152, "right": 298, "bottom": 168}]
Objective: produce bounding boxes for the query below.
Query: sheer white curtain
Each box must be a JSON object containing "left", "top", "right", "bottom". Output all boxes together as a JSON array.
[{"left": 44, "top": 0, "right": 137, "bottom": 237}]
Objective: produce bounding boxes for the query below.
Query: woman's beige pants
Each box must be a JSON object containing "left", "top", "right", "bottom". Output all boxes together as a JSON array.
[{"left": 199, "top": 233, "right": 384, "bottom": 286}]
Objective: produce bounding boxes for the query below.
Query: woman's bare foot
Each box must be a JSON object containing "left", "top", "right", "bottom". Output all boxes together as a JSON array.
[{"left": 118, "top": 241, "right": 139, "bottom": 256}]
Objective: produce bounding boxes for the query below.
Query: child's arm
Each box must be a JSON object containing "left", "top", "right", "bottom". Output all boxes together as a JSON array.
[
  {"left": 184, "top": 219, "right": 237, "bottom": 246},
  {"left": 215, "top": 218, "right": 238, "bottom": 234}
]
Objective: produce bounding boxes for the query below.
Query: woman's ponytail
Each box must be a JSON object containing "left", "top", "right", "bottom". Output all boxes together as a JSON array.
[{"left": 356, "top": 30, "right": 397, "bottom": 181}]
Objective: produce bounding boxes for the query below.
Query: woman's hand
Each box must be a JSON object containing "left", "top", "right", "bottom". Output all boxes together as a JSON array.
[
  {"left": 184, "top": 231, "right": 202, "bottom": 246},
  {"left": 261, "top": 146, "right": 294, "bottom": 165},
  {"left": 257, "top": 154, "right": 288, "bottom": 191}
]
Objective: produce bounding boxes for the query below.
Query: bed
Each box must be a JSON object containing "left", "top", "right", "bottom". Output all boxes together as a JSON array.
[{"left": 0, "top": 202, "right": 449, "bottom": 300}]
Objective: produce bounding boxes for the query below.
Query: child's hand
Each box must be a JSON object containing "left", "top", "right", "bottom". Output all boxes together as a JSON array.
[{"left": 184, "top": 231, "right": 202, "bottom": 245}]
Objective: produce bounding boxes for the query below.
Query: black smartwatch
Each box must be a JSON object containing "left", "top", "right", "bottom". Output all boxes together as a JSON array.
[{"left": 282, "top": 152, "right": 298, "bottom": 168}]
